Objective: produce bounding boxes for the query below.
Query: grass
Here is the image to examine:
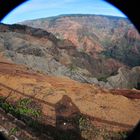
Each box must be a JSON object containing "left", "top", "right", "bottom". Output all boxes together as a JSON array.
[
  {"left": 68, "top": 64, "right": 78, "bottom": 73},
  {"left": 78, "top": 115, "right": 89, "bottom": 130},
  {"left": 0, "top": 96, "right": 130, "bottom": 140},
  {"left": 117, "top": 131, "right": 129, "bottom": 139},
  {"left": 46, "top": 88, "right": 54, "bottom": 96},
  {"left": 97, "top": 72, "right": 116, "bottom": 82},
  {"left": 8, "top": 127, "right": 19, "bottom": 137},
  {"left": 0, "top": 97, "right": 41, "bottom": 124},
  {"left": 97, "top": 76, "right": 108, "bottom": 82},
  {"left": 76, "top": 114, "right": 130, "bottom": 140},
  {"left": 1, "top": 98, "right": 41, "bottom": 118},
  {"left": 17, "top": 98, "right": 41, "bottom": 118}
]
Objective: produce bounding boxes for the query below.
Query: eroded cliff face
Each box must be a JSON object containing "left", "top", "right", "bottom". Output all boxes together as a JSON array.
[
  {"left": 21, "top": 14, "right": 140, "bottom": 67},
  {"left": 0, "top": 23, "right": 125, "bottom": 86},
  {"left": 106, "top": 66, "right": 140, "bottom": 89},
  {"left": 19, "top": 14, "right": 140, "bottom": 89},
  {"left": 1, "top": 21, "right": 140, "bottom": 89}
]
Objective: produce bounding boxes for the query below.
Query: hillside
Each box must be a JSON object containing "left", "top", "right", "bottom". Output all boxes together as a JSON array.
[
  {"left": 21, "top": 14, "right": 140, "bottom": 67},
  {"left": 0, "top": 23, "right": 126, "bottom": 88},
  {"left": 0, "top": 59, "right": 140, "bottom": 140}
]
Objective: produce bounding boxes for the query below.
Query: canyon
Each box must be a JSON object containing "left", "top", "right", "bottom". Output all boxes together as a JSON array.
[{"left": 0, "top": 14, "right": 140, "bottom": 140}]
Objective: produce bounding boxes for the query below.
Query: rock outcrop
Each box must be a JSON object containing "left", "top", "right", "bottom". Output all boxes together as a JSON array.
[
  {"left": 21, "top": 14, "right": 140, "bottom": 67},
  {"left": 0, "top": 23, "right": 124, "bottom": 85},
  {"left": 107, "top": 66, "right": 140, "bottom": 89},
  {"left": 1, "top": 14, "right": 140, "bottom": 89}
]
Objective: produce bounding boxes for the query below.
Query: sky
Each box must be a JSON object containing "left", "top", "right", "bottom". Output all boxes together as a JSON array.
[{"left": 2, "top": 0, "right": 126, "bottom": 24}]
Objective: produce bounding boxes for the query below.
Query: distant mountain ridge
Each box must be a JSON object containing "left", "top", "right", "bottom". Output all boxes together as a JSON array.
[
  {"left": 21, "top": 14, "right": 128, "bottom": 22},
  {"left": 20, "top": 14, "right": 140, "bottom": 67},
  {"left": 0, "top": 23, "right": 125, "bottom": 87}
]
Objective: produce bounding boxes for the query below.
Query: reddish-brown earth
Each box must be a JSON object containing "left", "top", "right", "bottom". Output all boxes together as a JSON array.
[{"left": 0, "top": 61, "right": 140, "bottom": 129}]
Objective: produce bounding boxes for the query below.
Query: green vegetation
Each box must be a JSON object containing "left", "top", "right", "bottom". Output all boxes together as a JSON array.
[
  {"left": 0, "top": 97, "right": 41, "bottom": 126},
  {"left": 118, "top": 131, "right": 129, "bottom": 139},
  {"left": 97, "top": 70, "right": 117, "bottom": 82},
  {"left": 75, "top": 114, "right": 130, "bottom": 140},
  {"left": 0, "top": 96, "right": 130, "bottom": 140},
  {"left": 47, "top": 88, "right": 54, "bottom": 95},
  {"left": 0, "top": 98, "right": 41, "bottom": 118},
  {"left": 97, "top": 76, "right": 108, "bottom": 82},
  {"left": 8, "top": 127, "right": 19, "bottom": 137},
  {"left": 68, "top": 63, "right": 78, "bottom": 74},
  {"left": 102, "top": 43, "right": 140, "bottom": 67},
  {"left": 102, "top": 131, "right": 129, "bottom": 140},
  {"left": 102, "top": 38, "right": 112, "bottom": 48},
  {"left": 17, "top": 98, "right": 41, "bottom": 118},
  {"left": 78, "top": 115, "right": 89, "bottom": 130}
]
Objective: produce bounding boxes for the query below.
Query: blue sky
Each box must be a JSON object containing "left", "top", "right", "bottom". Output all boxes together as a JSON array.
[{"left": 2, "top": 0, "right": 126, "bottom": 24}]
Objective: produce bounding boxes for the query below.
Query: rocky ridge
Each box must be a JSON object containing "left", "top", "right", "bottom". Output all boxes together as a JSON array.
[
  {"left": 21, "top": 14, "right": 140, "bottom": 67},
  {"left": 0, "top": 23, "right": 125, "bottom": 88}
]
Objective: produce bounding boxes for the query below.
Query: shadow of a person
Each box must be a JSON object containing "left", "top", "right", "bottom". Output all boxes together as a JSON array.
[{"left": 55, "top": 95, "right": 85, "bottom": 140}]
